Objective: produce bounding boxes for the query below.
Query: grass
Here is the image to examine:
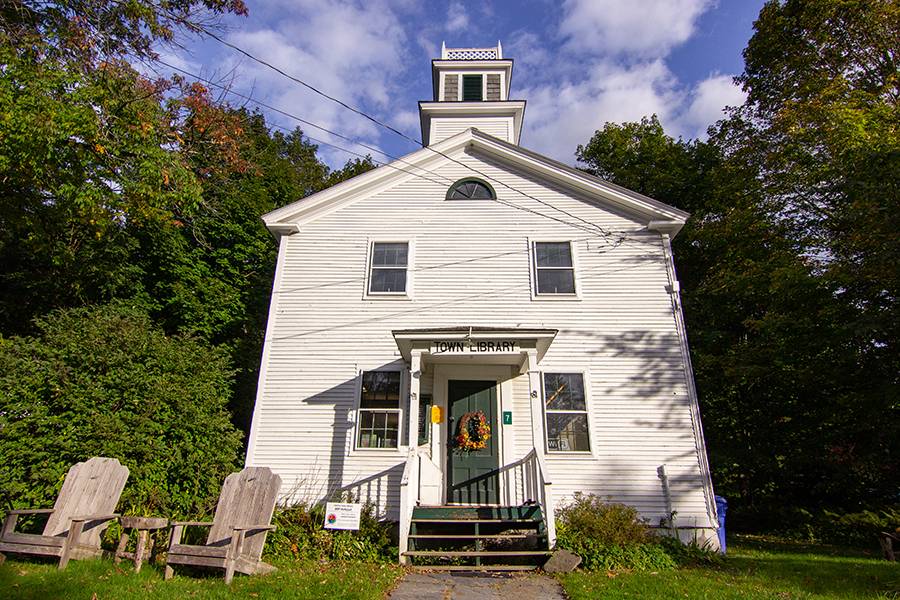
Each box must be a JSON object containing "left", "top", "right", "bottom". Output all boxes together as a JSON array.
[
  {"left": 1, "top": 537, "right": 897, "bottom": 599},
  {"left": 558, "top": 536, "right": 900, "bottom": 599},
  {"left": 0, "top": 556, "right": 403, "bottom": 599}
]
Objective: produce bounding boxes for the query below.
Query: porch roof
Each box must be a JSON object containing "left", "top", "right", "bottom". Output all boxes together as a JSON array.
[{"left": 391, "top": 326, "right": 557, "bottom": 365}]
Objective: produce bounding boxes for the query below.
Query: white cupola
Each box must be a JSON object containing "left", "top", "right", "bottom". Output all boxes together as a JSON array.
[{"left": 419, "top": 42, "right": 526, "bottom": 146}]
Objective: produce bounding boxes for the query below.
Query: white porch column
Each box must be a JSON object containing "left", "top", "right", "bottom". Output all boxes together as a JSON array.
[
  {"left": 526, "top": 349, "right": 545, "bottom": 452},
  {"left": 407, "top": 351, "right": 422, "bottom": 448}
]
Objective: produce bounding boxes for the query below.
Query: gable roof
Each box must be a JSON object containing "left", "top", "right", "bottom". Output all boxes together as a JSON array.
[{"left": 262, "top": 128, "right": 690, "bottom": 236}]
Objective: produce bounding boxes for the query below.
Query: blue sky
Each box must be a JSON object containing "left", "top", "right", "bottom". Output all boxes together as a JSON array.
[{"left": 158, "top": 0, "right": 765, "bottom": 168}]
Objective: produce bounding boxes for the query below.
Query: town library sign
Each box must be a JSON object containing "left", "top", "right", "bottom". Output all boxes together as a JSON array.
[{"left": 431, "top": 340, "right": 520, "bottom": 355}]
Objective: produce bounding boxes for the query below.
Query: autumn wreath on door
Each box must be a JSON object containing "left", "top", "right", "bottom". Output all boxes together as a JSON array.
[{"left": 455, "top": 411, "right": 491, "bottom": 452}]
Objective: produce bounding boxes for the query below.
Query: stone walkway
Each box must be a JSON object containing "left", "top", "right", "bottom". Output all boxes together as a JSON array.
[{"left": 388, "top": 571, "right": 567, "bottom": 600}]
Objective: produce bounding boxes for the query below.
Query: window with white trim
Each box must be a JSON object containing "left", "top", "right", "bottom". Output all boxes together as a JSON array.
[
  {"left": 356, "top": 371, "right": 401, "bottom": 449},
  {"left": 368, "top": 242, "right": 408, "bottom": 294},
  {"left": 543, "top": 372, "right": 590, "bottom": 452},
  {"left": 533, "top": 242, "right": 576, "bottom": 295}
]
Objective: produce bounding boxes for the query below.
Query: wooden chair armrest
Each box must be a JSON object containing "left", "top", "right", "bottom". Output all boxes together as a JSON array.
[
  {"left": 6, "top": 508, "right": 55, "bottom": 516},
  {"left": 169, "top": 521, "right": 214, "bottom": 528},
  {"left": 232, "top": 525, "right": 276, "bottom": 532},
  {"left": 70, "top": 514, "right": 119, "bottom": 523}
]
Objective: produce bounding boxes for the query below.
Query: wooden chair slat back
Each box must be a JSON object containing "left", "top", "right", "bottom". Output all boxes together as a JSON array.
[
  {"left": 44, "top": 457, "right": 129, "bottom": 547},
  {"left": 207, "top": 467, "right": 281, "bottom": 559}
]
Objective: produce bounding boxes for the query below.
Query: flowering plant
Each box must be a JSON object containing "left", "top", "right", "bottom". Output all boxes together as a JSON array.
[{"left": 455, "top": 410, "right": 491, "bottom": 451}]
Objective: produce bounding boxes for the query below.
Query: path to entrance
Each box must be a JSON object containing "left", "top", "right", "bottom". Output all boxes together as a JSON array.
[{"left": 388, "top": 571, "right": 567, "bottom": 600}]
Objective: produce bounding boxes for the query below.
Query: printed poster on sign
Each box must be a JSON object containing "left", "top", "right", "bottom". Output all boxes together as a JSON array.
[{"left": 323, "top": 502, "right": 362, "bottom": 530}]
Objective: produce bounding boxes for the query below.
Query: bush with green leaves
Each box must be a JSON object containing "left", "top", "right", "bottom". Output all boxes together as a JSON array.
[
  {"left": 555, "top": 493, "right": 721, "bottom": 571},
  {"left": 0, "top": 303, "right": 243, "bottom": 519},
  {"left": 265, "top": 500, "right": 396, "bottom": 563}
]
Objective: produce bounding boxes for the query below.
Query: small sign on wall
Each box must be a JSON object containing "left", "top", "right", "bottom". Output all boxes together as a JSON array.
[
  {"left": 323, "top": 502, "right": 362, "bottom": 530},
  {"left": 503, "top": 411, "right": 512, "bottom": 425}
]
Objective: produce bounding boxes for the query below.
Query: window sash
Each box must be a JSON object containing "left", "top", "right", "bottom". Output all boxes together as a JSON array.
[
  {"left": 543, "top": 373, "right": 590, "bottom": 453},
  {"left": 369, "top": 242, "right": 409, "bottom": 294},
  {"left": 357, "top": 408, "right": 401, "bottom": 449},
  {"left": 533, "top": 242, "right": 576, "bottom": 295}
]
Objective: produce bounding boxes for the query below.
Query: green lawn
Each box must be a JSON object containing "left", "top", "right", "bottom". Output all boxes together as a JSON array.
[
  {"left": 0, "top": 557, "right": 403, "bottom": 599},
  {"left": 1, "top": 537, "right": 897, "bottom": 599},
  {"left": 558, "top": 536, "right": 900, "bottom": 599}
]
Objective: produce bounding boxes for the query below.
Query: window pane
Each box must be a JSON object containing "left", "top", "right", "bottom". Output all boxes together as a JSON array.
[
  {"left": 448, "top": 180, "right": 494, "bottom": 200},
  {"left": 544, "top": 373, "right": 586, "bottom": 411},
  {"left": 537, "top": 269, "right": 575, "bottom": 294},
  {"left": 361, "top": 371, "right": 401, "bottom": 408},
  {"left": 546, "top": 413, "right": 590, "bottom": 452},
  {"left": 462, "top": 74, "right": 483, "bottom": 101},
  {"left": 357, "top": 410, "right": 400, "bottom": 449},
  {"left": 370, "top": 268, "right": 407, "bottom": 293},
  {"left": 372, "top": 243, "right": 408, "bottom": 267},
  {"left": 535, "top": 242, "right": 572, "bottom": 267}
]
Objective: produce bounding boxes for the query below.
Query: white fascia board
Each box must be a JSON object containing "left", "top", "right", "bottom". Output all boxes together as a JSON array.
[
  {"left": 261, "top": 130, "right": 475, "bottom": 228},
  {"left": 264, "top": 127, "right": 688, "bottom": 235},
  {"left": 467, "top": 130, "right": 689, "bottom": 228},
  {"left": 419, "top": 101, "right": 526, "bottom": 145}
]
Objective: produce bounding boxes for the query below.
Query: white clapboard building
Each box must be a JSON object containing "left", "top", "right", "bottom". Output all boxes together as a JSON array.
[{"left": 246, "top": 43, "right": 719, "bottom": 565}]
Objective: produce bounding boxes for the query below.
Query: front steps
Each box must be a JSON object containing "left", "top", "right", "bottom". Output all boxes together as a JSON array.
[{"left": 403, "top": 505, "right": 551, "bottom": 570}]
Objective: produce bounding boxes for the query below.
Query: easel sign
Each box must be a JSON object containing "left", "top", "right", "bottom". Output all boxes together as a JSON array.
[{"left": 323, "top": 502, "right": 362, "bottom": 530}]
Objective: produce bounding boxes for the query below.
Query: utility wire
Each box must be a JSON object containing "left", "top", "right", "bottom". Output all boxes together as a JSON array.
[
  {"left": 191, "top": 29, "right": 624, "bottom": 242},
  {"left": 153, "top": 59, "right": 627, "bottom": 239},
  {"left": 199, "top": 27, "right": 423, "bottom": 148}
]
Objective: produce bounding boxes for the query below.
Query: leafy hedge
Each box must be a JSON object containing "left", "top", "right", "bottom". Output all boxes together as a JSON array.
[{"left": 0, "top": 303, "right": 243, "bottom": 519}]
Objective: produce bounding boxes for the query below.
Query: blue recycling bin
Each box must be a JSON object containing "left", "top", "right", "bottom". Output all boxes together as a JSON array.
[{"left": 715, "top": 495, "right": 728, "bottom": 554}]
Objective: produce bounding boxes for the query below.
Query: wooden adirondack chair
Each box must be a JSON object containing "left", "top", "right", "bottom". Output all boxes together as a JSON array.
[
  {"left": 0, "top": 457, "right": 129, "bottom": 569},
  {"left": 165, "top": 466, "right": 281, "bottom": 584}
]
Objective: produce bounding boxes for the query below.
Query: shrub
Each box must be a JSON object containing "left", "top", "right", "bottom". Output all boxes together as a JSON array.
[
  {"left": 815, "top": 508, "right": 900, "bottom": 547},
  {"left": 556, "top": 493, "right": 650, "bottom": 546},
  {"left": 265, "top": 500, "right": 396, "bottom": 563},
  {"left": 555, "top": 493, "right": 721, "bottom": 571},
  {"left": 0, "top": 303, "right": 243, "bottom": 520}
]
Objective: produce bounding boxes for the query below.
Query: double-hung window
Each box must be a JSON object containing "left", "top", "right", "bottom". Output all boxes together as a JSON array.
[
  {"left": 533, "top": 241, "right": 576, "bottom": 295},
  {"left": 543, "top": 373, "right": 591, "bottom": 452},
  {"left": 368, "top": 242, "right": 408, "bottom": 295},
  {"left": 357, "top": 371, "right": 401, "bottom": 449}
]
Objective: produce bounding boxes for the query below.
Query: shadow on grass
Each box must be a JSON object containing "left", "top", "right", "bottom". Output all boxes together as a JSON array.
[{"left": 557, "top": 539, "right": 900, "bottom": 600}]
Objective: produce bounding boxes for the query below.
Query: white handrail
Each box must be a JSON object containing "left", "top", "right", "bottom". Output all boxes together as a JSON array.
[
  {"left": 398, "top": 448, "right": 420, "bottom": 565},
  {"left": 533, "top": 449, "right": 556, "bottom": 548}
]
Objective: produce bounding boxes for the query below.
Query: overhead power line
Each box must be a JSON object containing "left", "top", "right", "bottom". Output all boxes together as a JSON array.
[
  {"left": 153, "top": 53, "right": 628, "bottom": 243},
  {"left": 192, "top": 28, "right": 624, "bottom": 242}
]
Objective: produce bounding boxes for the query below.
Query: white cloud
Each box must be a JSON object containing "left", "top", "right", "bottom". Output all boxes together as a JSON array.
[
  {"left": 520, "top": 60, "right": 682, "bottom": 161},
  {"left": 559, "top": 0, "right": 715, "bottom": 58},
  {"left": 674, "top": 73, "right": 746, "bottom": 139},
  {"left": 212, "top": 0, "right": 412, "bottom": 166},
  {"left": 445, "top": 2, "right": 469, "bottom": 32}
]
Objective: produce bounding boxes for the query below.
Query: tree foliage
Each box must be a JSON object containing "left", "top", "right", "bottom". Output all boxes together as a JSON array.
[
  {"left": 0, "top": 304, "right": 243, "bottom": 517},
  {"left": 578, "top": 92, "right": 896, "bottom": 518}
]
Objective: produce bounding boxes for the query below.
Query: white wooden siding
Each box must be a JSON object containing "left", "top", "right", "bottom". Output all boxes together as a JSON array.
[
  {"left": 430, "top": 117, "right": 512, "bottom": 144},
  {"left": 246, "top": 146, "right": 713, "bottom": 527}
]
